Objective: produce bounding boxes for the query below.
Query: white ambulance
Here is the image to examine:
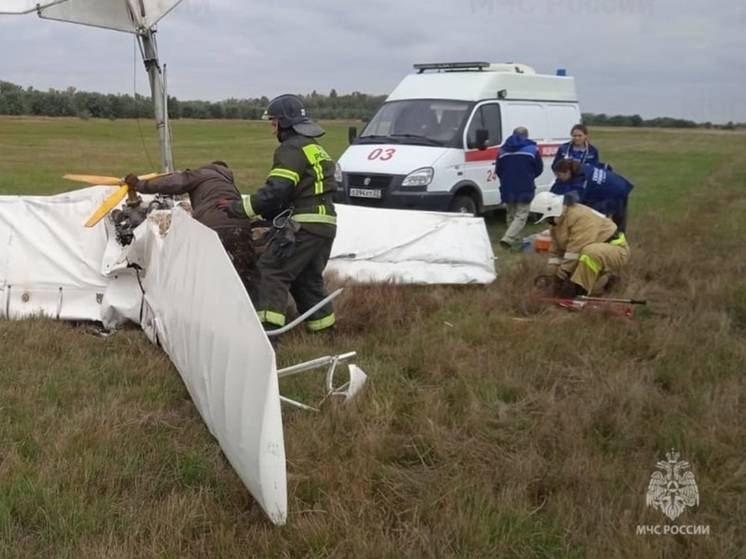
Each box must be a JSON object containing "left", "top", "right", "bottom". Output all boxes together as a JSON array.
[{"left": 336, "top": 61, "right": 582, "bottom": 214}]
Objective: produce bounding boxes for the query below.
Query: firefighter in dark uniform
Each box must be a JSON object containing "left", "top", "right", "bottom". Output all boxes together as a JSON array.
[
  {"left": 219, "top": 94, "right": 337, "bottom": 335},
  {"left": 124, "top": 161, "right": 257, "bottom": 295}
]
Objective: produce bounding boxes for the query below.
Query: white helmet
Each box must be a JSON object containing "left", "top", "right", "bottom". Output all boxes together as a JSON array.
[{"left": 530, "top": 191, "right": 564, "bottom": 223}]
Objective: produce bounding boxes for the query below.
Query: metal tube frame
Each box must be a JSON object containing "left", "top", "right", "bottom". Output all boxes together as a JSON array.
[
  {"left": 277, "top": 351, "right": 358, "bottom": 412},
  {"left": 136, "top": 27, "right": 174, "bottom": 173},
  {"left": 263, "top": 288, "right": 357, "bottom": 411},
  {"left": 265, "top": 288, "right": 344, "bottom": 337}
]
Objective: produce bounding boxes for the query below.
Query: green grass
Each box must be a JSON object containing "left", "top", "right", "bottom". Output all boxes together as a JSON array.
[
  {"left": 0, "top": 117, "right": 351, "bottom": 195},
  {"left": 1, "top": 117, "right": 746, "bottom": 558}
]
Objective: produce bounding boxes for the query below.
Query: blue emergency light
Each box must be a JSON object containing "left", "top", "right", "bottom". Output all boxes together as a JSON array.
[{"left": 556, "top": 68, "right": 567, "bottom": 76}]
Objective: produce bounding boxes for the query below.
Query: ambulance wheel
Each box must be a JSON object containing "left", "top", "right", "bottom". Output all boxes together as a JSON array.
[{"left": 449, "top": 195, "right": 477, "bottom": 215}]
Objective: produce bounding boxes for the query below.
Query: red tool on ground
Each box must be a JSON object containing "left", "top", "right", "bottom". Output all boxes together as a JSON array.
[{"left": 536, "top": 295, "right": 647, "bottom": 318}]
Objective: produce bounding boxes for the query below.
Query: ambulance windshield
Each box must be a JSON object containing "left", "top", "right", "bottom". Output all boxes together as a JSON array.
[{"left": 359, "top": 100, "right": 470, "bottom": 146}]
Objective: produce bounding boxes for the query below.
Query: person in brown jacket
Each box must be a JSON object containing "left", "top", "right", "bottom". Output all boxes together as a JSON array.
[
  {"left": 529, "top": 191, "right": 630, "bottom": 298},
  {"left": 123, "top": 161, "right": 257, "bottom": 296}
]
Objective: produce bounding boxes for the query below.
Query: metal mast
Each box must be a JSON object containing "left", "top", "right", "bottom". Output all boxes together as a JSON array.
[{"left": 137, "top": 26, "right": 174, "bottom": 173}]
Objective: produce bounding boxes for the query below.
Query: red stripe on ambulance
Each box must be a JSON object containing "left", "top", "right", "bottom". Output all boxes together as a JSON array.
[
  {"left": 465, "top": 146, "right": 500, "bottom": 162},
  {"left": 464, "top": 143, "right": 562, "bottom": 163}
]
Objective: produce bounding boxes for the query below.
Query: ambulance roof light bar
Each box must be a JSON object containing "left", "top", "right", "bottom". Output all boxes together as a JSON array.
[{"left": 413, "top": 62, "right": 491, "bottom": 73}]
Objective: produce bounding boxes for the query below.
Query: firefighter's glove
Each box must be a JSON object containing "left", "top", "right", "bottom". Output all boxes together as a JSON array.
[
  {"left": 218, "top": 198, "right": 248, "bottom": 219},
  {"left": 269, "top": 219, "right": 300, "bottom": 259},
  {"left": 554, "top": 277, "right": 582, "bottom": 299},
  {"left": 123, "top": 174, "right": 140, "bottom": 191}
]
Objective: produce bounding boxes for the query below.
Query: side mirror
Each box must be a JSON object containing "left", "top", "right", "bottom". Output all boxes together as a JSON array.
[
  {"left": 348, "top": 126, "right": 357, "bottom": 144},
  {"left": 475, "top": 128, "right": 489, "bottom": 150}
]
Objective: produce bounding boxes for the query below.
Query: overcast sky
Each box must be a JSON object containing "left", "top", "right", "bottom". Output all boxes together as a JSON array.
[{"left": 0, "top": 0, "right": 744, "bottom": 123}]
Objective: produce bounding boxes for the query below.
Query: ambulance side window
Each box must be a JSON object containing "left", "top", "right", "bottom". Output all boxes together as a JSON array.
[{"left": 466, "top": 104, "right": 502, "bottom": 148}]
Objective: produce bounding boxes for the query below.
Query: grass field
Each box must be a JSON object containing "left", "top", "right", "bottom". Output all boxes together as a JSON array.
[{"left": 1, "top": 117, "right": 745, "bottom": 558}]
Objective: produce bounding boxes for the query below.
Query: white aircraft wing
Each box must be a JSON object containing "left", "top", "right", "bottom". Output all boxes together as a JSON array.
[{"left": 0, "top": 0, "right": 184, "bottom": 33}]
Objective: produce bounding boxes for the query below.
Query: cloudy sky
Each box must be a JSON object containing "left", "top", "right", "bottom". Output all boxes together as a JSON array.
[{"left": 0, "top": 0, "right": 744, "bottom": 123}]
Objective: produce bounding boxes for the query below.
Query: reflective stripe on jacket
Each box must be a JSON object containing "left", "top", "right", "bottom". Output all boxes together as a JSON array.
[{"left": 241, "top": 132, "right": 337, "bottom": 229}]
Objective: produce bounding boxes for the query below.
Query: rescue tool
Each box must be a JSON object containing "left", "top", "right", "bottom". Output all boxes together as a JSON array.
[{"left": 536, "top": 295, "right": 647, "bottom": 318}]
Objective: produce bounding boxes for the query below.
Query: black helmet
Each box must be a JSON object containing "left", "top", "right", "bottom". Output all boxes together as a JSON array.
[{"left": 262, "top": 94, "right": 325, "bottom": 137}]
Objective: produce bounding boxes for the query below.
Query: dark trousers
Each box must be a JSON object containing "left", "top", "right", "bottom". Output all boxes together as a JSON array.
[
  {"left": 216, "top": 226, "right": 258, "bottom": 297},
  {"left": 610, "top": 197, "right": 629, "bottom": 233},
  {"left": 253, "top": 227, "right": 335, "bottom": 331},
  {"left": 592, "top": 197, "right": 629, "bottom": 233}
]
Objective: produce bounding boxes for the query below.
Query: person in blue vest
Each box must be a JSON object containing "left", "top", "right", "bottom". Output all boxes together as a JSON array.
[
  {"left": 495, "top": 126, "right": 543, "bottom": 249},
  {"left": 550, "top": 159, "right": 633, "bottom": 232},
  {"left": 553, "top": 124, "right": 610, "bottom": 169}
]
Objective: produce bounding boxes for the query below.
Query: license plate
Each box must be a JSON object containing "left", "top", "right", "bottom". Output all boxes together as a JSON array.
[{"left": 349, "top": 188, "right": 382, "bottom": 199}]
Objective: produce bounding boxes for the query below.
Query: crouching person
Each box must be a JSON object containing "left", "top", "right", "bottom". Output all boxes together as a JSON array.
[{"left": 529, "top": 191, "right": 630, "bottom": 298}]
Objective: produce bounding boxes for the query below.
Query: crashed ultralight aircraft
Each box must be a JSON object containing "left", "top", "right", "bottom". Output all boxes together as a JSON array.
[{"left": 0, "top": 0, "right": 497, "bottom": 526}]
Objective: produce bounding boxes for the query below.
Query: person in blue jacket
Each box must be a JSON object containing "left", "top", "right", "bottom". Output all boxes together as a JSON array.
[
  {"left": 550, "top": 159, "right": 633, "bottom": 232},
  {"left": 553, "top": 124, "right": 610, "bottom": 169},
  {"left": 495, "top": 126, "right": 544, "bottom": 248}
]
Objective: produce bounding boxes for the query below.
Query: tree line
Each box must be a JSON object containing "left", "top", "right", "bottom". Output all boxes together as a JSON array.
[
  {"left": 581, "top": 113, "right": 740, "bottom": 131},
  {"left": 0, "top": 81, "right": 386, "bottom": 121},
  {"left": 0, "top": 80, "right": 741, "bottom": 130}
]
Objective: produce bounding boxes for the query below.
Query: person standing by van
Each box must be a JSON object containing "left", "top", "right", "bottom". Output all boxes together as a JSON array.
[
  {"left": 495, "top": 126, "right": 543, "bottom": 249},
  {"left": 553, "top": 124, "right": 608, "bottom": 169}
]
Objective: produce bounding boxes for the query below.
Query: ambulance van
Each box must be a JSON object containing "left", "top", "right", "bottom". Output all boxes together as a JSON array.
[{"left": 336, "top": 61, "right": 582, "bottom": 215}]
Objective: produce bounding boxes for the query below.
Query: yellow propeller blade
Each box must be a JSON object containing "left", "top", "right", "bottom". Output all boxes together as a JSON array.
[
  {"left": 65, "top": 171, "right": 164, "bottom": 186},
  {"left": 64, "top": 174, "right": 122, "bottom": 186},
  {"left": 84, "top": 185, "right": 129, "bottom": 228},
  {"left": 82, "top": 172, "right": 167, "bottom": 228}
]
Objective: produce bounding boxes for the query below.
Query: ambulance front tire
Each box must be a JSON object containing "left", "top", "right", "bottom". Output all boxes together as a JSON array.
[{"left": 449, "top": 195, "right": 478, "bottom": 215}]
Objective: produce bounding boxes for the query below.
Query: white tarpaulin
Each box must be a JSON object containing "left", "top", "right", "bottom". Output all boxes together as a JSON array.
[
  {"left": 330, "top": 204, "right": 496, "bottom": 285},
  {"left": 0, "top": 0, "right": 184, "bottom": 33}
]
